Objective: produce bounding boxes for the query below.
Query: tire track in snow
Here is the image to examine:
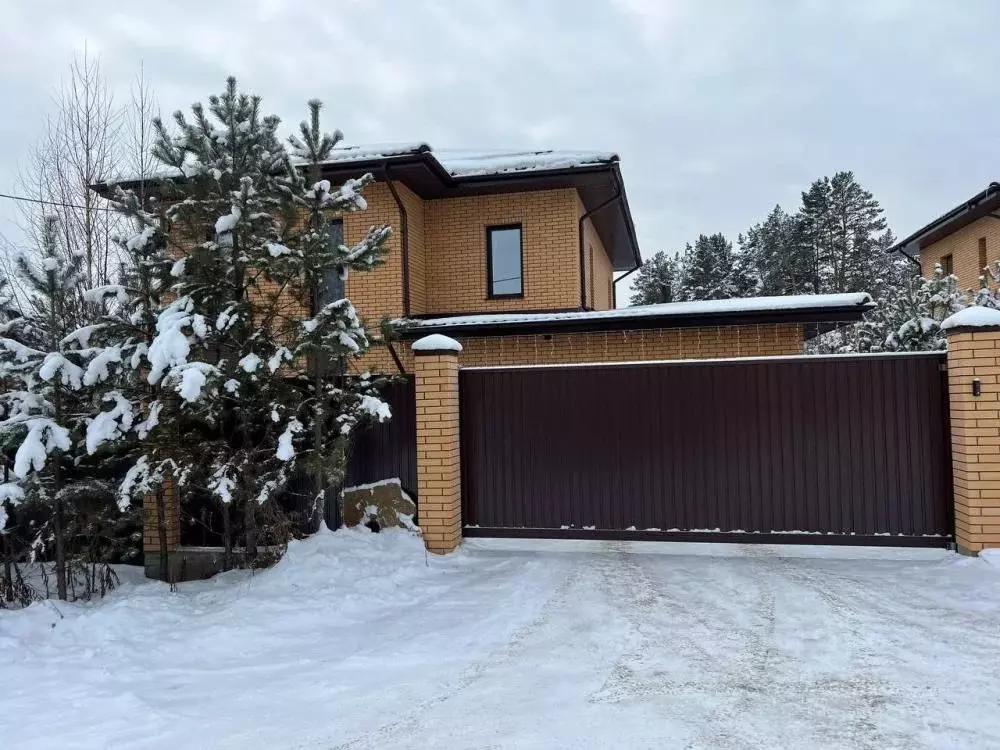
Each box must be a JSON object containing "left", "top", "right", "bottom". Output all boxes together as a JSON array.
[
  {"left": 739, "top": 546, "right": 911, "bottom": 750},
  {"left": 323, "top": 558, "right": 582, "bottom": 750},
  {"left": 587, "top": 542, "right": 732, "bottom": 706},
  {"left": 803, "top": 565, "right": 1000, "bottom": 641}
]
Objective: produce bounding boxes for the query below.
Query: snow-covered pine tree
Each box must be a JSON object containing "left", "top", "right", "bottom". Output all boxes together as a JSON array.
[
  {"left": 676, "top": 233, "right": 752, "bottom": 301},
  {"left": 84, "top": 79, "right": 392, "bottom": 567},
  {"left": 68, "top": 186, "right": 178, "bottom": 580},
  {"left": 0, "top": 216, "right": 89, "bottom": 600},
  {"left": 814, "top": 264, "right": 967, "bottom": 354},
  {"left": 882, "top": 264, "right": 965, "bottom": 351},
  {"left": 974, "top": 262, "right": 1000, "bottom": 309},
  {"left": 629, "top": 251, "right": 681, "bottom": 305},
  {"left": 798, "top": 172, "right": 906, "bottom": 297},
  {"left": 739, "top": 205, "right": 813, "bottom": 296}
]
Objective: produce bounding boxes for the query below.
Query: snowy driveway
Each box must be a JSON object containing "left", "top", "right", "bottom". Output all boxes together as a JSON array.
[{"left": 2, "top": 532, "right": 1000, "bottom": 749}]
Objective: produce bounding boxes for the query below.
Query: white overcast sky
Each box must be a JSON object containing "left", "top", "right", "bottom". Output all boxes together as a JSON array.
[{"left": 2, "top": 0, "right": 999, "bottom": 272}]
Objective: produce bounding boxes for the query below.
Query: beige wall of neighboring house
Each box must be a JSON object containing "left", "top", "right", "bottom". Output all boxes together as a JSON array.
[{"left": 919, "top": 216, "right": 1000, "bottom": 292}]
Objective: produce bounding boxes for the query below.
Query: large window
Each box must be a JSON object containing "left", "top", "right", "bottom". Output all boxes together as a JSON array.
[
  {"left": 487, "top": 224, "right": 523, "bottom": 298},
  {"left": 320, "top": 219, "right": 345, "bottom": 307}
]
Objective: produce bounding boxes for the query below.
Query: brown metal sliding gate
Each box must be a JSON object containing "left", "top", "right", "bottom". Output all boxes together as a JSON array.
[{"left": 460, "top": 353, "right": 952, "bottom": 546}]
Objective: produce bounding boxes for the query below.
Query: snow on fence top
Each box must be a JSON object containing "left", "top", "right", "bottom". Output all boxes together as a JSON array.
[
  {"left": 405, "top": 293, "right": 874, "bottom": 331},
  {"left": 411, "top": 334, "right": 463, "bottom": 353},
  {"left": 942, "top": 306, "right": 1000, "bottom": 331}
]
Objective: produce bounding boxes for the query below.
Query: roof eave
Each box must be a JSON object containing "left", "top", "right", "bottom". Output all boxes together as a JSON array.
[
  {"left": 888, "top": 182, "right": 1000, "bottom": 256},
  {"left": 612, "top": 162, "right": 642, "bottom": 271}
]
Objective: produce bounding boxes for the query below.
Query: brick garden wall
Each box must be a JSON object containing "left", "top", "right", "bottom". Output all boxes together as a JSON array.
[{"left": 383, "top": 323, "right": 804, "bottom": 373}]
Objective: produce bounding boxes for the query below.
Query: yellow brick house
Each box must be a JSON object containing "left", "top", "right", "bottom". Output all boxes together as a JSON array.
[
  {"left": 125, "top": 143, "right": 880, "bottom": 573},
  {"left": 320, "top": 144, "right": 871, "bottom": 372}
]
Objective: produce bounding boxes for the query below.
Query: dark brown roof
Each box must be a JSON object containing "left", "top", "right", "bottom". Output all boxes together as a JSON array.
[
  {"left": 94, "top": 145, "right": 643, "bottom": 272},
  {"left": 888, "top": 182, "right": 1000, "bottom": 259},
  {"left": 395, "top": 293, "right": 873, "bottom": 340}
]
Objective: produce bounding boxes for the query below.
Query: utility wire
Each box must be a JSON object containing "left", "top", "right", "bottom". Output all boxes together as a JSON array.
[{"left": 0, "top": 191, "right": 119, "bottom": 213}]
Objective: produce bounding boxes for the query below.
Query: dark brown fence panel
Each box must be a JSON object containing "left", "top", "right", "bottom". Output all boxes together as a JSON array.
[
  {"left": 344, "top": 377, "right": 417, "bottom": 493},
  {"left": 460, "top": 354, "right": 952, "bottom": 545}
]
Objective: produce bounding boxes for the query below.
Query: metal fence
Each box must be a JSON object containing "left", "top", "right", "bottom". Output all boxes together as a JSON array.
[{"left": 460, "top": 353, "right": 952, "bottom": 545}]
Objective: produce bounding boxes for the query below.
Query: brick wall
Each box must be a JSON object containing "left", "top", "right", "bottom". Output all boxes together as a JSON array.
[
  {"left": 143, "top": 481, "right": 180, "bottom": 553},
  {"left": 393, "top": 323, "right": 803, "bottom": 372},
  {"left": 946, "top": 328, "right": 1000, "bottom": 553},
  {"left": 413, "top": 351, "right": 462, "bottom": 553},
  {"left": 344, "top": 182, "right": 405, "bottom": 323},
  {"left": 424, "top": 188, "right": 582, "bottom": 314},
  {"left": 345, "top": 182, "right": 631, "bottom": 372},
  {"left": 920, "top": 216, "right": 1000, "bottom": 292},
  {"left": 579, "top": 195, "right": 614, "bottom": 310},
  {"left": 398, "top": 182, "right": 427, "bottom": 315}
]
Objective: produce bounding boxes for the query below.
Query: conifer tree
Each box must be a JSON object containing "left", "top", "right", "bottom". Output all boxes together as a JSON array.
[
  {"left": 629, "top": 251, "right": 681, "bottom": 305},
  {"left": 738, "top": 205, "right": 811, "bottom": 296},
  {"left": 0, "top": 217, "right": 89, "bottom": 599},
  {"left": 82, "top": 79, "right": 392, "bottom": 566},
  {"left": 677, "top": 233, "right": 752, "bottom": 301},
  {"left": 797, "top": 172, "right": 906, "bottom": 296}
]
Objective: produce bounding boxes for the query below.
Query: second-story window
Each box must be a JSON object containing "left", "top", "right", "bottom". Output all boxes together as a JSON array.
[
  {"left": 487, "top": 224, "right": 523, "bottom": 298},
  {"left": 980, "top": 237, "right": 988, "bottom": 274},
  {"left": 941, "top": 253, "right": 953, "bottom": 276},
  {"left": 320, "top": 219, "right": 345, "bottom": 307}
]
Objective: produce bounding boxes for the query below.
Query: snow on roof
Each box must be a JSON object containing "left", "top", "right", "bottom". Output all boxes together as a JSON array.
[
  {"left": 411, "top": 333, "right": 463, "bottom": 352},
  {"left": 405, "top": 293, "right": 873, "bottom": 331},
  {"left": 942, "top": 306, "right": 1000, "bottom": 330},
  {"left": 313, "top": 143, "right": 429, "bottom": 164},
  {"left": 432, "top": 148, "right": 617, "bottom": 178},
  {"left": 316, "top": 144, "right": 617, "bottom": 178},
  {"left": 106, "top": 144, "right": 617, "bottom": 187}
]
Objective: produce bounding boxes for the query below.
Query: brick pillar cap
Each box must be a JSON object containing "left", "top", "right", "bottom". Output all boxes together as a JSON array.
[
  {"left": 942, "top": 306, "right": 1000, "bottom": 335},
  {"left": 412, "top": 334, "right": 463, "bottom": 355}
]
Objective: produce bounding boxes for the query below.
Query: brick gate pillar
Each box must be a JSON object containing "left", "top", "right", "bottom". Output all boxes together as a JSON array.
[
  {"left": 943, "top": 307, "right": 1000, "bottom": 554},
  {"left": 412, "top": 334, "right": 464, "bottom": 553},
  {"left": 143, "top": 480, "right": 180, "bottom": 578}
]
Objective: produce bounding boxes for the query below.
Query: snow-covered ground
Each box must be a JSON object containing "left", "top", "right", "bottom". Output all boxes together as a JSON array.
[{"left": 2, "top": 530, "right": 999, "bottom": 749}]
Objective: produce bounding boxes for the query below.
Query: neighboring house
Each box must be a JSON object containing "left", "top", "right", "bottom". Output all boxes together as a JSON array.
[
  {"left": 889, "top": 181, "right": 1000, "bottom": 289},
  {"left": 319, "top": 144, "right": 871, "bottom": 371}
]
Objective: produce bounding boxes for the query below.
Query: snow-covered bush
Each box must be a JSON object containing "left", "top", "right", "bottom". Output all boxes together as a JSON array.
[{"left": 811, "top": 264, "right": 968, "bottom": 354}]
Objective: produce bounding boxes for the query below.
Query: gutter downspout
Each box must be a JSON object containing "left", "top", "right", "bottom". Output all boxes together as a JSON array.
[
  {"left": 386, "top": 341, "right": 406, "bottom": 375},
  {"left": 611, "top": 261, "right": 643, "bottom": 308},
  {"left": 897, "top": 246, "right": 921, "bottom": 269},
  {"left": 383, "top": 162, "right": 410, "bottom": 316},
  {"left": 578, "top": 175, "right": 622, "bottom": 310}
]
